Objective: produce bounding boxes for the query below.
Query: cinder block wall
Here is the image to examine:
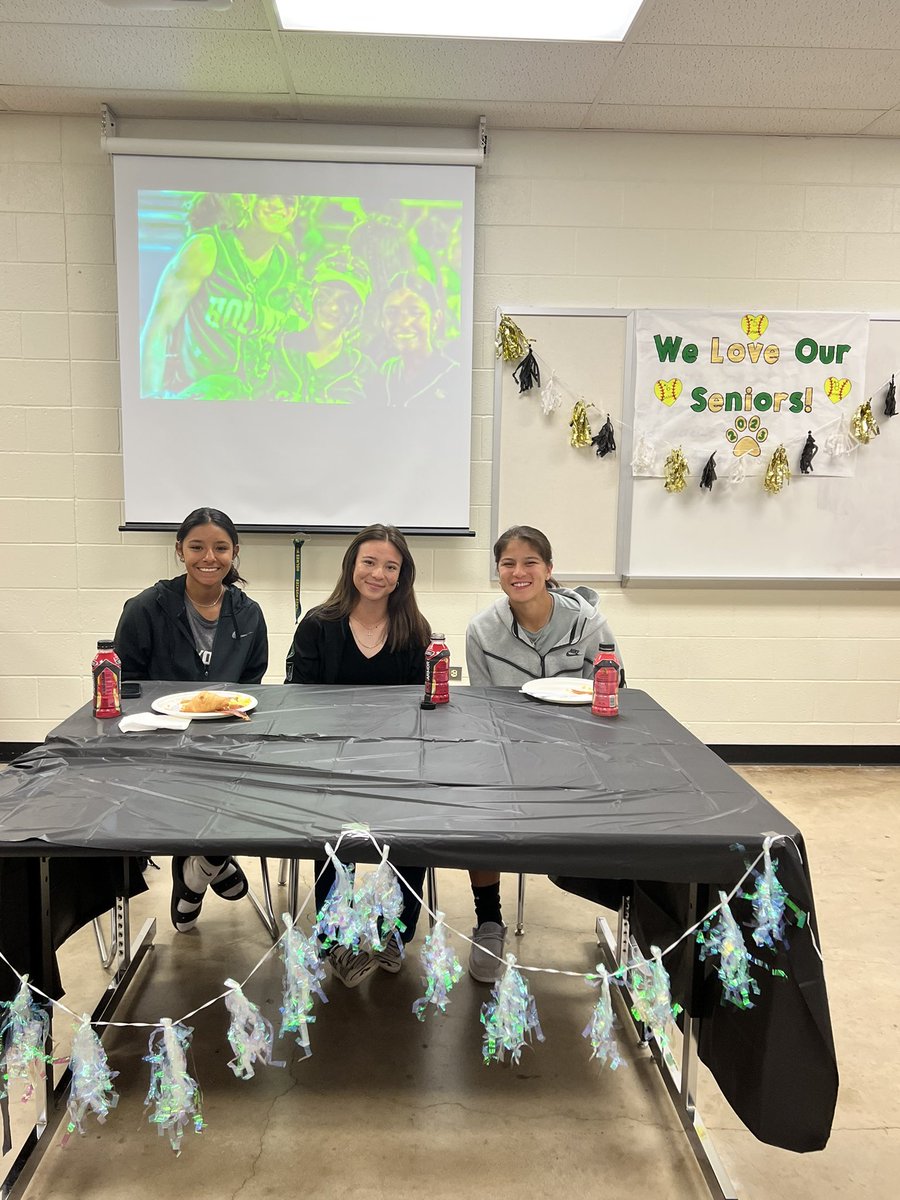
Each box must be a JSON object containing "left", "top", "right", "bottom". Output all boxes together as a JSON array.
[{"left": 2, "top": 115, "right": 899, "bottom": 744}]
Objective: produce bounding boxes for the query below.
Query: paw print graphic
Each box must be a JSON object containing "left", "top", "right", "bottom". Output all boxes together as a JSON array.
[{"left": 725, "top": 415, "right": 768, "bottom": 457}]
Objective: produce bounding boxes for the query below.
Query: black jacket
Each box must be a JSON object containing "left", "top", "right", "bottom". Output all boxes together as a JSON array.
[
  {"left": 114, "top": 575, "right": 268, "bottom": 684},
  {"left": 285, "top": 610, "right": 425, "bottom": 685}
]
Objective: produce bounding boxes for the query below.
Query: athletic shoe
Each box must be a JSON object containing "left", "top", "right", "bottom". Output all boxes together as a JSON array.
[
  {"left": 328, "top": 946, "right": 379, "bottom": 988},
  {"left": 209, "top": 857, "right": 248, "bottom": 901},
  {"left": 468, "top": 921, "right": 507, "bottom": 984},
  {"left": 170, "top": 856, "right": 212, "bottom": 934},
  {"left": 375, "top": 935, "right": 405, "bottom": 974}
]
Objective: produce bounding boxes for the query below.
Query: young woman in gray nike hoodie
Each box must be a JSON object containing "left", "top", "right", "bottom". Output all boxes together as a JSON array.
[{"left": 463, "top": 524, "right": 623, "bottom": 984}]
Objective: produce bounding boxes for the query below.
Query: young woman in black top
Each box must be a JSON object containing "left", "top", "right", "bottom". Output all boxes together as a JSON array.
[
  {"left": 285, "top": 523, "right": 430, "bottom": 986},
  {"left": 115, "top": 506, "right": 268, "bottom": 934}
]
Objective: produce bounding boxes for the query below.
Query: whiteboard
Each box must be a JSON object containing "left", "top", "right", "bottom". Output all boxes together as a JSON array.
[
  {"left": 491, "top": 308, "right": 631, "bottom": 579},
  {"left": 492, "top": 310, "right": 899, "bottom": 582}
]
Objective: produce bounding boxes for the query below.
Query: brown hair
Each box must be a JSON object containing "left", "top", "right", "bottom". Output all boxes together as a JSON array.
[
  {"left": 176, "top": 507, "right": 247, "bottom": 586},
  {"left": 493, "top": 525, "right": 559, "bottom": 589},
  {"left": 314, "top": 524, "right": 430, "bottom": 652}
]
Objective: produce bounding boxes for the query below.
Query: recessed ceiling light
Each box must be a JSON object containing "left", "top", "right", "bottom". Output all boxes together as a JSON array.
[{"left": 274, "top": 1, "right": 645, "bottom": 42}]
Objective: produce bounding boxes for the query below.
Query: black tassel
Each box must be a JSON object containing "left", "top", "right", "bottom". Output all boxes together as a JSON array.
[
  {"left": 799, "top": 431, "right": 818, "bottom": 474},
  {"left": 699, "top": 451, "right": 717, "bottom": 491},
  {"left": 513, "top": 346, "right": 540, "bottom": 394},
  {"left": 591, "top": 414, "right": 616, "bottom": 458},
  {"left": 885, "top": 374, "right": 896, "bottom": 418}
]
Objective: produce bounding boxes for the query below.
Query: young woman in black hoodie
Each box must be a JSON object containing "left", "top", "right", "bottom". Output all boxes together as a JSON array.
[{"left": 114, "top": 506, "right": 268, "bottom": 934}]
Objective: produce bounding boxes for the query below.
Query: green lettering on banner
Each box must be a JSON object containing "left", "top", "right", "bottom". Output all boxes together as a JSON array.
[
  {"left": 682, "top": 342, "right": 699, "bottom": 364},
  {"left": 690, "top": 386, "right": 707, "bottom": 411},
  {"left": 654, "top": 334, "right": 683, "bottom": 362},
  {"left": 754, "top": 392, "right": 773, "bottom": 411},
  {"left": 788, "top": 391, "right": 804, "bottom": 413},
  {"left": 795, "top": 337, "right": 818, "bottom": 364},
  {"left": 724, "top": 391, "right": 742, "bottom": 411}
]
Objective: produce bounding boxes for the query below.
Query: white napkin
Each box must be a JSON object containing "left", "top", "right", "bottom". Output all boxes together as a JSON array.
[{"left": 118, "top": 711, "right": 191, "bottom": 733}]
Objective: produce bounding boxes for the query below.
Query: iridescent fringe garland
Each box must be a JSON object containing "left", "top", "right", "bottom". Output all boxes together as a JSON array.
[{"left": 1, "top": 832, "right": 816, "bottom": 1155}]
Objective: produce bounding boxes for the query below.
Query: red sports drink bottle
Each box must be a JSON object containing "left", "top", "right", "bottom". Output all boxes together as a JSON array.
[
  {"left": 423, "top": 634, "right": 450, "bottom": 706},
  {"left": 591, "top": 643, "right": 620, "bottom": 718},
  {"left": 92, "top": 639, "right": 122, "bottom": 719}
]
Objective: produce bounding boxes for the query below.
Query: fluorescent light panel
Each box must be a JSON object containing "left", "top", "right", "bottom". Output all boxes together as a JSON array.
[{"left": 275, "top": 1, "right": 645, "bottom": 42}]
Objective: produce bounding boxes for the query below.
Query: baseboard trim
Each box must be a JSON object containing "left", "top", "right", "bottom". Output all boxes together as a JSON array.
[
  {"left": 710, "top": 744, "right": 900, "bottom": 766},
  {"left": 1, "top": 742, "right": 40, "bottom": 763}
]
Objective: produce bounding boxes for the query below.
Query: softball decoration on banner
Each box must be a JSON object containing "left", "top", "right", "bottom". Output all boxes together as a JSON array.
[{"left": 633, "top": 310, "right": 870, "bottom": 481}]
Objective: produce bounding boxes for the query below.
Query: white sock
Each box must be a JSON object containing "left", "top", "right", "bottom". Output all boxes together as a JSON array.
[{"left": 181, "top": 856, "right": 220, "bottom": 893}]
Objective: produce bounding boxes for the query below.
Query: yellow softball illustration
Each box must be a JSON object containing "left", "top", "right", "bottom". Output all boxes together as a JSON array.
[
  {"left": 654, "top": 378, "right": 683, "bottom": 407},
  {"left": 824, "top": 377, "right": 851, "bottom": 404},
  {"left": 741, "top": 314, "right": 769, "bottom": 338}
]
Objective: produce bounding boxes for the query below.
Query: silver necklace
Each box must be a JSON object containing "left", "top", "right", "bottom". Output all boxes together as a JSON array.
[
  {"left": 188, "top": 586, "right": 225, "bottom": 610},
  {"left": 350, "top": 616, "right": 388, "bottom": 650}
]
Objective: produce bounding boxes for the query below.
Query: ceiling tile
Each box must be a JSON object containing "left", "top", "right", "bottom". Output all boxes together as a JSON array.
[
  {"left": 638, "top": 0, "right": 900, "bottom": 51},
  {"left": 0, "top": 1, "right": 271, "bottom": 29},
  {"left": 858, "top": 109, "right": 900, "bottom": 136},
  {"left": 283, "top": 34, "right": 622, "bottom": 103},
  {"left": 0, "top": 25, "right": 286, "bottom": 93},
  {"left": 590, "top": 44, "right": 900, "bottom": 111},
  {"left": 295, "top": 96, "right": 591, "bottom": 130},
  {"left": 585, "top": 105, "right": 882, "bottom": 136}
]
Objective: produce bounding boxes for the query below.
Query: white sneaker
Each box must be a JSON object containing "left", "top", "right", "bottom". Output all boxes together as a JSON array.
[
  {"left": 375, "top": 935, "right": 405, "bottom": 974},
  {"left": 468, "top": 921, "right": 507, "bottom": 984},
  {"left": 328, "top": 946, "right": 379, "bottom": 988}
]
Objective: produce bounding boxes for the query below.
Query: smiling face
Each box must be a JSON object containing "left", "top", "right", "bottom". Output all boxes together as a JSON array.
[
  {"left": 312, "top": 281, "right": 360, "bottom": 338},
  {"left": 496, "top": 538, "right": 552, "bottom": 605},
  {"left": 177, "top": 522, "right": 236, "bottom": 591},
  {"left": 252, "top": 194, "right": 298, "bottom": 235},
  {"left": 382, "top": 288, "right": 438, "bottom": 358},
  {"left": 352, "top": 539, "right": 402, "bottom": 604}
]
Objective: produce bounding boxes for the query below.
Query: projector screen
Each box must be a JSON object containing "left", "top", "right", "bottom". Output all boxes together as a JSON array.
[{"left": 113, "top": 154, "right": 475, "bottom": 530}]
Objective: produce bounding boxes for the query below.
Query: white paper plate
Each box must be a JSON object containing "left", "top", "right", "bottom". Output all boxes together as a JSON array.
[
  {"left": 151, "top": 690, "right": 258, "bottom": 720},
  {"left": 520, "top": 678, "right": 593, "bottom": 705}
]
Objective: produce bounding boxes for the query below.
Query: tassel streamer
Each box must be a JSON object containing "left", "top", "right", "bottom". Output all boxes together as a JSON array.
[
  {"left": 799, "top": 431, "right": 818, "bottom": 474},
  {"left": 628, "top": 947, "right": 680, "bottom": 1047},
  {"left": 412, "top": 912, "right": 463, "bottom": 1021},
  {"left": 279, "top": 914, "right": 328, "bottom": 1058},
  {"left": 62, "top": 1015, "right": 119, "bottom": 1144},
  {"left": 513, "top": 345, "right": 541, "bottom": 394},
  {"left": 481, "top": 954, "right": 545, "bottom": 1066},
  {"left": 699, "top": 452, "right": 717, "bottom": 491},
  {"left": 540, "top": 372, "right": 563, "bottom": 416},
  {"left": 582, "top": 965, "right": 624, "bottom": 1070},
  {"left": 591, "top": 414, "right": 617, "bottom": 458},
  {"left": 314, "top": 843, "right": 358, "bottom": 950},
  {"left": 744, "top": 844, "right": 790, "bottom": 951},
  {"left": 728, "top": 454, "right": 747, "bottom": 485},
  {"left": 851, "top": 399, "right": 880, "bottom": 444},
  {"left": 353, "top": 847, "right": 405, "bottom": 952},
  {"left": 224, "top": 979, "right": 284, "bottom": 1080},
  {"left": 495, "top": 314, "right": 529, "bottom": 362},
  {"left": 663, "top": 447, "right": 690, "bottom": 493},
  {"left": 631, "top": 432, "right": 657, "bottom": 475},
  {"left": 763, "top": 445, "right": 791, "bottom": 494},
  {"left": 0, "top": 977, "right": 51, "bottom": 1101},
  {"left": 697, "top": 894, "right": 760, "bottom": 1009},
  {"left": 885, "top": 375, "right": 896, "bottom": 418},
  {"left": 569, "top": 401, "right": 592, "bottom": 448},
  {"left": 824, "top": 414, "right": 857, "bottom": 458},
  {"left": 143, "top": 1018, "right": 203, "bottom": 1154}
]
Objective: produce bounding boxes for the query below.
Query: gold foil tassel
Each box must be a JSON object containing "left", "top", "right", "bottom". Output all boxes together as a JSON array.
[
  {"left": 495, "top": 314, "right": 530, "bottom": 362},
  {"left": 663, "top": 447, "right": 690, "bottom": 492},
  {"left": 569, "top": 400, "right": 592, "bottom": 448},
  {"left": 763, "top": 445, "right": 791, "bottom": 494},
  {"left": 850, "top": 399, "right": 880, "bottom": 444}
]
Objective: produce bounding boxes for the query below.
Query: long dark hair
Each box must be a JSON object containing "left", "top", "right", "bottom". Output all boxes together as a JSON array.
[
  {"left": 493, "top": 525, "right": 559, "bottom": 589},
  {"left": 315, "top": 524, "right": 430, "bottom": 652},
  {"left": 175, "top": 507, "right": 247, "bottom": 586}
]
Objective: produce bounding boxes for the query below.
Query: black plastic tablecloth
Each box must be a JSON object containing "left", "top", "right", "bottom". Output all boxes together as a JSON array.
[{"left": 0, "top": 684, "right": 837, "bottom": 1151}]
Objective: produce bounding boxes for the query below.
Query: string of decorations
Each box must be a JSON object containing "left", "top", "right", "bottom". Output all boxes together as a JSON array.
[
  {"left": 0, "top": 832, "right": 811, "bottom": 1156},
  {"left": 495, "top": 310, "right": 895, "bottom": 494}
]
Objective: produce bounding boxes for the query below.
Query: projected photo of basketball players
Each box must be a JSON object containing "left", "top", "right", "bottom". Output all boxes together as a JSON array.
[
  {"left": 381, "top": 272, "right": 460, "bottom": 409},
  {"left": 268, "top": 252, "right": 384, "bottom": 405},
  {"left": 139, "top": 192, "right": 300, "bottom": 400}
]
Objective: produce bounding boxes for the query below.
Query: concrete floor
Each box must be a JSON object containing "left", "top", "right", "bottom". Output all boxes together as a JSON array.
[{"left": 3, "top": 766, "right": 897, "bottom": 1199}]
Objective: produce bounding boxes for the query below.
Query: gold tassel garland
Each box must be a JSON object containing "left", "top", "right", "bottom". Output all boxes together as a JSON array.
[
  {"left": 495, "top": 314, "right": 530, "bottom": 362},
  {"left": 569, "top": 401, "right": 592, "bottom": 448},
  {"left": 663, "top": 448, "right": 690, "bottom": 492},
  {"left": 763, "top": 445, "right": 791, "bottom": 495},
  {"left": 850, "top": 399, "right": 880, "bottom": 444}
]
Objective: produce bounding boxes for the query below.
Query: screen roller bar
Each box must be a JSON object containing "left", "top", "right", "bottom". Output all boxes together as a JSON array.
[{"left": 120, "top": 524, "right": 477, "bottom": 537}]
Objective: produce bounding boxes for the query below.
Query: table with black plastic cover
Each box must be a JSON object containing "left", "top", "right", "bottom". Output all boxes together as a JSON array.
[{"left": 0, "top": 683, "right": 837, "bottom": 1164}]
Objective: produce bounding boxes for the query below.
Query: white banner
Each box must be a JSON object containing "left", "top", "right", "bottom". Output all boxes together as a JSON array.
[{"left": 632, "top": 310, "right": 870, "bottom": 478}]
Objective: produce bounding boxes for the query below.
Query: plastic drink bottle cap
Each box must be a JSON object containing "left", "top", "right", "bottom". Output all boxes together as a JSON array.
[{"left": 97, "top": 639, "right": 115, "bottom": 649}]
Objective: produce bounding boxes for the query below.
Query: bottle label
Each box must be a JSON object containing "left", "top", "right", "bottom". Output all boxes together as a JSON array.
[{"left": 424, "top": 643, "right": 450, "bottom": 705}]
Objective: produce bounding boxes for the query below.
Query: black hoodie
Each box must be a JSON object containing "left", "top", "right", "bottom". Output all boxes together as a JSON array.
[{"left": 114, "top": 575, "right": 268, "bottom": 684}]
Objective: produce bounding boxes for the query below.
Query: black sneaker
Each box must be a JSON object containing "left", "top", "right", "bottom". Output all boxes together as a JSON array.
[{"left": 170, "top": 857, "right": 208, "bottom": 934}]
